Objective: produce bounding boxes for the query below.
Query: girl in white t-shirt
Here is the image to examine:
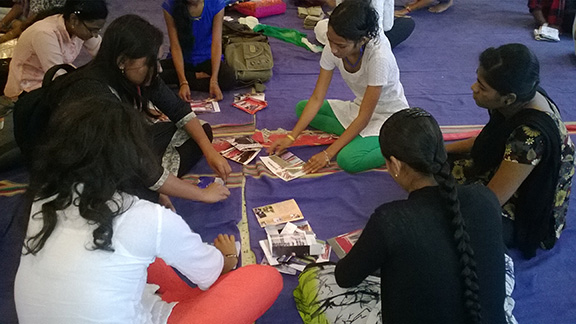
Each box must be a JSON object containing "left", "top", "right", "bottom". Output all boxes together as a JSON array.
[
  {"left": 269, "top": 0, "right": 408, "bottom": 173},
  {"left": 14, "top": 98, "right": 282, "bottom": 324}
]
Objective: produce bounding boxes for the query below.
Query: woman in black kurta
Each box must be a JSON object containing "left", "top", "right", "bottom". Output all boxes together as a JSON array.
[
  {"left": 48, "top": 15, "right": 231, "bottom": 205},
  {"left": 335, "top": 108, "right": 508, "bottom": 323}
]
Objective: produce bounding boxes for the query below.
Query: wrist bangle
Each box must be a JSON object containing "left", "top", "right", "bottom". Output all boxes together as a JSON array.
[
  {"left": 179, "top": 81, "right": 189, "bottom": 87},
  {"left": 225, "top": 254, "right": 238, "bottom": 259},
  {"left": 286, "top": 134, "right": 296, "bottom": 142},
  {"left": 323, "top": 150, "right": 331, "bottom": 164},
  {"left": 210, "top": 79, "right": 218, "bottom": 84}
]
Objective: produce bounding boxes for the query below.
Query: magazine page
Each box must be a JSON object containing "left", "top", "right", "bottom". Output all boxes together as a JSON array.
[
  {"left": 189, "top": 99, "right": 220, "bottom": 113},
  {"left": 253, "top": 128, "right": 339, "bottom": 147},
  {"left": 234, "top": 91, "right": 266, "bottom": 102},
  {"left": 253, "top": 199, "right": 304, "bottom": 227},
  {"left": 260, "top": 151, "right": 306, "bottom": 181},
  {"left": 232, "top": 97, "right": 267, "bottom": 115},
  {"left": 327, "top": 229, "right": 363, "bottom": 259},
  {"left": 226, "top": 135, "right": 263, "bottom": 151},
  {"left": 220, "top": 146, "right": 261, "bottom": 165},
  {"left": 213, "top": 137, "right": 261, "bottom": 165}
]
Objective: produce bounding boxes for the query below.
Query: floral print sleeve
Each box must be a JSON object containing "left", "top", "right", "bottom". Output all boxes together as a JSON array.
[{"left": 503, "top": 125, "right": 545, "bottom": 165}]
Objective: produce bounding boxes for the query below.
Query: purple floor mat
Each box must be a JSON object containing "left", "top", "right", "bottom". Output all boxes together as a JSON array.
[{"left": 1, "top": 0, "right": 576, "bottom": 322}]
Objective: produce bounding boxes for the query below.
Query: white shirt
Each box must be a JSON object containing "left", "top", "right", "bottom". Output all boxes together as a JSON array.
[
  {"left": 15, "top": 192, "right": 223, "bottom": 324},
  {"left": 320, "top": 40, "right": 408, "bottom": 137}
]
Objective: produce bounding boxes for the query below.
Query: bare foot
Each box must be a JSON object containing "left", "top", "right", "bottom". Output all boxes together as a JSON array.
[
  {"left": 395, "top": 8, "right": 410, "bottom": 17},
  {"left": 195, "top": 71, "right": 210, "bottom": 79},
  {"left": 429, "top": 0, "right": 453, "bottom": 13}
]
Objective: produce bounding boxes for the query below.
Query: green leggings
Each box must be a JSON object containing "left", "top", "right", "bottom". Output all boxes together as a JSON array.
[{"left": 296, "top": 100, "right": 385, "bottom": 173}]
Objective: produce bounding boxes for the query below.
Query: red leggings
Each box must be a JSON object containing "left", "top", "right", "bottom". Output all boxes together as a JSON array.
[{"left": 147, "top": 258, "right": 283, "bottom": 324}]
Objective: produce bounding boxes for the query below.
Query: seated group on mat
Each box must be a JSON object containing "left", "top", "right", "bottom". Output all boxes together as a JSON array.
[{"left": 2, "top": 0, "right": 573, "bottom": 323}]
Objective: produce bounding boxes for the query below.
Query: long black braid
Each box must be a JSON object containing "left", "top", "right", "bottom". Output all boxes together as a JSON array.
[
  {"left": 434, "top": 159, "right": 482, "bottom": 324},
  {"left": 379, "top": 107, "right": 482, "bottom": 323}
]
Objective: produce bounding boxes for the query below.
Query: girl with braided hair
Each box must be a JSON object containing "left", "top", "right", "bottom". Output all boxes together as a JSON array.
[{"left": 332, "top": 108, "right": 511, "bottom": 323}]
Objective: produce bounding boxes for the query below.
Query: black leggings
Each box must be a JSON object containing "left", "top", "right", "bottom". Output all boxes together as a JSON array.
[
  {"left": 385, "top": 17, "right": 416, "bottom": 49},
  {"left": 160, "top": 58, "right": 236, "bottom": 92}
]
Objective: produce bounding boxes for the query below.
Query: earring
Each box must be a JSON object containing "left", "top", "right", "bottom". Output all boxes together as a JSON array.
[
  {"left": 119, "top": 67, "right": 125, "bottom": 74},
  {"left": 394, "top": 173, "right": 398, "bottom": 178}
]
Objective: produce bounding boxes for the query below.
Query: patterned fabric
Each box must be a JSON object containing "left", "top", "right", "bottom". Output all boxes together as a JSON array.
[
  {"left": 504, "top": 254, "right": 518, "bottom": 324},
  {"left": 528, "top": 0, "right": 566, "bottom": 26},
  {"left": 294, "top": 263, "right": 382, "bottom": 324},
  {"left": 295, "top": 258, "right": 518, "bottom": 324},
  {"left": 452, "top": 106, "right": 575, "bottom": 248}
]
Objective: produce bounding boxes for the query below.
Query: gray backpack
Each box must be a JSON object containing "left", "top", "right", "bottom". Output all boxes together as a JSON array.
[{"left": 222, "top": 21, "right": 273, "bottom": 85}]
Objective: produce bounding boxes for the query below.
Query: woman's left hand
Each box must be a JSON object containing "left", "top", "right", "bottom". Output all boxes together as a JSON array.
[
  {"left": 206, "top": 151, "right": 231, "bottom": 180},
  {"left": 303, "top": 150, "right": 332, "bottom": 174},
  {"left": 209, "top": 82, "right": 223, "bottom": 101}
]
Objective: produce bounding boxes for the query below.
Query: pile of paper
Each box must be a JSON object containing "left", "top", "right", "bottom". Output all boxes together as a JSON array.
[
  {"left": 260, "top": 151, "right": 306, "bottom": 181},
  {"left": 214, "top": 135, "right": 262, "bottom": 165},
  {"left": 258, "top": 220, "right": 330, "bottom": 275},
  {"left": 534, "top": 24, "right": 560, "bottom": 42}
]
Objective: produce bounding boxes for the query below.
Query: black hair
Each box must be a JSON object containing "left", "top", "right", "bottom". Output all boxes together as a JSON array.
[
  {"left": 171, "top": 0, "right": 195, "bottom": 53},
  {"left": 479, "top": 43, "right": 540, "bottom": 104},
  {"left": 24, "top": 97, "right": 157, "bottom": 255},
  {"left": 62, "top": 0, "right": 108, "bottom": 20},
  {"left": 379, "top": 108, "right": 482, "bottom": 324},
  {"left": 91, "top": 14, "right": 164, "bottom": 115},
  {"left": 31, "top": 0, "right": 108, "bottom": 26},
  {"left": 328, "top": 0, "right": 379, "bottom": 44}
]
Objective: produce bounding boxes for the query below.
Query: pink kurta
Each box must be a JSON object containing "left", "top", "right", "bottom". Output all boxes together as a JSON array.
[{"left": 4, "top": 14, "right": 101, "bottom": 98}]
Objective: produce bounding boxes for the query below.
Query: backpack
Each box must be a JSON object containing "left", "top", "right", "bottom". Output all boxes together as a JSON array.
[
  {"left": 222, "top": 21, "right": 273, "bottom": 87},
  {"left": 13, "top": 64, "right": 76, "bottom": 160}
]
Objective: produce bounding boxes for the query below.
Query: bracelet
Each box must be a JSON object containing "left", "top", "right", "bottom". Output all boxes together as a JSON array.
[
  {"left": 210, "top": 79, "right": 218, "bottom": 84},
  {"left": 322, "top": 150, "right": 331, "bottom": 164},
  {"left": 179, "top": 81, "right": 189, "bottom": 88},
  {"left": 405, "top": 5, "right": 411, "bottom": 12},
  {"left": 286, "top": 134, "right": 296, "bottom": 142},
  {"left": 225, "top": 254, "right": 238, "bottom": 259}
]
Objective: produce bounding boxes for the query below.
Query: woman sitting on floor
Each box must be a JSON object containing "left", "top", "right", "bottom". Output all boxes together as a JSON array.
[
  {"left": 297, "top": 108, "right": 512, "bottom": 323},
  {"left": 160, "top": 0, "right": 235, "bottom": 101},
  {"left": 46, "top": 14, "right": 231, "bottom": 206},
  {"left": 3, "top": 0, "right": 107, "bottom": 99},
  {"left": 269, "top": 0, "right": 409, "bottom": 173},
  {"left": 446, "top": 43, "right": 575, "bottom": 259},
  {"left": 14, "top": 97, "right": 283, "bottom": 324}
]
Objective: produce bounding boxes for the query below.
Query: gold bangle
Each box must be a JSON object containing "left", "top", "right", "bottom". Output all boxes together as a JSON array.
[
  {"left": 286, "top": 134, "right": 296, "bottom": 142},
  {"left": 225, "top": 254, "right": 238, "bottom": 259},
  {"left": 179, "top": 81, "right": 189, "bottom": 87}
]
